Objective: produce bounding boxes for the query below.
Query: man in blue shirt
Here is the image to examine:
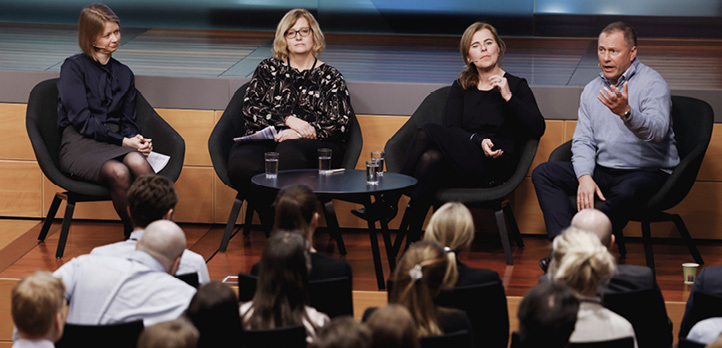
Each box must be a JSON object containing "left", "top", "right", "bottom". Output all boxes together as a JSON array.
[{"left": 532, "top": 22, "right": 679, "bottom": 270}]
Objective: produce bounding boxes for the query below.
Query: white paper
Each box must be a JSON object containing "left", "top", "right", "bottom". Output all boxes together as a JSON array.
[
  {"left": 147, "top": 151, "right": 170, "bottom": 173},
  {"left": 233, "top": 125, "right": 277, "bottom": 142}
]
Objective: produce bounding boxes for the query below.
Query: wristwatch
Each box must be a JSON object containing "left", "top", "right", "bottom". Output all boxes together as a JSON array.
[{"left": 622, "top": 109, "right": 631, "bottom": 121}]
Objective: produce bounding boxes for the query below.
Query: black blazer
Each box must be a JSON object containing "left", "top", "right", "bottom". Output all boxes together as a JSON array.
[
  {"left": 251, "top": 252, "right": 352, "bottom": 283},
  {"left": 680, "top": 265, "right": 722, "bottom": 338}
]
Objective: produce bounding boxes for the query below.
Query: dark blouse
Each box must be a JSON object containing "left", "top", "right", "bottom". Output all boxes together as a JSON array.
[
  {"left": 445, "top": 74, "right": 545, "bottom": 160},
  {"left": 242, "top": 58, "right": 352, "bottom": 145},
  {"left": 57, "top": 54, "right": 139, "bottom": 146}
]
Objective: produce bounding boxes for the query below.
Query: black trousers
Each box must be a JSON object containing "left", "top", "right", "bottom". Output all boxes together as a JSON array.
[{"left": 532, "top": 161, "right": 668, "bottom": 240}]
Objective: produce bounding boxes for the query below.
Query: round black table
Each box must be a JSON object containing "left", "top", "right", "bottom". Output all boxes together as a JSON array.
[{"left": 252, "top": 169, "right": 417, "bottom": 289}]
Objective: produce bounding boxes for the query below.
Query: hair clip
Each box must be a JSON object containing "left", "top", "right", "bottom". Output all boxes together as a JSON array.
[
  {"left": 409, "top": 264, "right": 423, "bottom": 280},
  {"left": 443, "top": 246, "right": 455, "bottom": 254}
]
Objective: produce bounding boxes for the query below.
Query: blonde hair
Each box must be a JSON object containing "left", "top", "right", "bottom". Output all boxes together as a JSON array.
[
  {"left": 273, "top": 9, "right": 325, "bottom": 61},
  {"left": 137, "top": 318, "right": 199, "bottom": 348},
  {"left": 78, "top": 3, "right": 119, "bottom": 61},
  {"left": 12, "top": 271, "right": 66, "bottom": 338},
  {"left": 391, "top": 241, "right": 447, "bottom": 337},
  {"left": 457, "top": 22, "right": 506, "bottom": 90},
  {"left": 549, "top": 227, "right": 616, "bottom": 296},
  {"left": 424, "top": 202, "right": 474, "bottom": 288}
]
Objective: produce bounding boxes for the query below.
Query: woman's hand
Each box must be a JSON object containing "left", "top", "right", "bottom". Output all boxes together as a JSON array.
[
  {"left": 481, "top": 138, "right": 503, "bottom": 158},
  {"left": 122, "top": 134, "right": 153, "bottom": 157},
  {"left": 489, "top": 74, "right": 512, "bottom": 101},
  {"left": 274, "top": 129, "right": 302, "bottom": 142},
  {"left": 285, "top": 116, "right": 317, "bottom": 139}
]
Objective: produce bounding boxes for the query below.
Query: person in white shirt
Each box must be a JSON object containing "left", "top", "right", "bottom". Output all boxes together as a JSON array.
[
  {"left": 11, "top": 271, "right": 67, "bottom": 348},
  {"left": 91, "top": 174, "right": 209, "bottom": 285},
  {"left": 54, "top": 220, "right": 196, "bottom": 326}
]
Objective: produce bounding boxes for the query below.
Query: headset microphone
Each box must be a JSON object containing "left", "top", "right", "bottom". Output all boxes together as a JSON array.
[{"left": 93, "top": 45, "right": 106, "bottom": 49}]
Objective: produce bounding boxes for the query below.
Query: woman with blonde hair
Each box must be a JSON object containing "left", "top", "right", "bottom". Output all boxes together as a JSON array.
[
  {"left": 424, "top": 202, "right": 499, "bottom": 287},
  {"left": 227, "top": 9, "right": 353, "bottom": 228},
  {"left": 549, "top": 227, "right": 637, "bottom": 346}
]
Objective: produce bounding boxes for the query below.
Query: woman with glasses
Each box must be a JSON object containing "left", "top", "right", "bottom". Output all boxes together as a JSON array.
[{"left": 227, "top": 8, "right": 352, "bottom": 227}]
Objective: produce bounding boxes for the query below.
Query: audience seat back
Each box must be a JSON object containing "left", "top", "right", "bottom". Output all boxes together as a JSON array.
[{"left": 55, "top": 320, "right": 144, "bottom": 348}]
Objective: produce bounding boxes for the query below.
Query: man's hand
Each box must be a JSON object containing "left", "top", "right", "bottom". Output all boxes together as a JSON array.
[
  {"left": 481, "top": 138, "right": 503, "bottom": 158},
  {"left": 577, "top": 174, "right": 606, "bottom": 211},
  {"left": 285, "top": 116, "right": 317, "bottom": 139},
  {"left": 598, "top": 81, "right": 630, "bottom": 118}
]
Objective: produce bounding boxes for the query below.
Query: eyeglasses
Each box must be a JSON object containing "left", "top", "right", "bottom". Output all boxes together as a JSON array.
[{"left": 285, "top": 27, "right": 312, "bottom": 39}]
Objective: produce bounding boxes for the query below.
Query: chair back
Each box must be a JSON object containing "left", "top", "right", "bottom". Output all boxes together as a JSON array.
[
  {"left": 435, "top": 280, "right": 509, "bottom": 348},
  {"left": 419, "top": 330, "right": 472, "bottom": 348},
  {"left": 678, "top": 337, "right": 708, "bottom": 348},
  {"left": 209, "top": 83, "right": 249, "bottom": 188},
  {"left": 55, "top": 320, "right": 144, "bottom": 348},
  {"left": 384, "top": 86, "right": 451, "bottom": 172},
  {"left": 133, "top": 91, "right": 185, "bottom": 181},
  {"left": 567, "top": 336, "right": 635, "bottom": 348},
  {"left": 175, "top": 272, "right": 199, "bottom": 288},
  {"left": 340, "top": 107, "right": 363, "bottom": 169},
  {"left": 237, "top": 272, "right": 258, "bottom": 302},
  {"left": 308, "top": 276, "right": 353, "bottom": 318},
  {"left": 241, "top": 324, "right": 307, "bottom": 348},
  {"left": 647, "top": 96, "right": 713, "bottom": 211},
  {"left": 602, "top": 288, "right": 671, "bottom": 348},
  {"left": 679, "top": 291, "right": 722, "bottom": 338}
]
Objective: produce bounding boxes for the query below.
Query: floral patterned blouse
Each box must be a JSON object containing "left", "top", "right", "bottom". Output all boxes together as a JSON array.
[{"left": 242, "top": 57, "right": 352, "bottom": 145}]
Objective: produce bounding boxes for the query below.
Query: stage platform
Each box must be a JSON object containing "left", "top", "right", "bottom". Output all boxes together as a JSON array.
[{"left": 1, "top": 22, "right": 722, "bottom": 119}]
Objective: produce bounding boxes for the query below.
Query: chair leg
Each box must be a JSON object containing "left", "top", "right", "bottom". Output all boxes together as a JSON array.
[
  {"left": 502, "top": 201, "right": 524, "bottom": 248},
  {"left": 39, "top": 193, "right": 63, "bottom": 241},
  {"left": 219, "top": 196, "right": 243, "bottom": 252},
  {"left": 495, "top": 208, "right": 514, "bottom": 265},
  {"left": 56, "top": 199, "right": 76, "bottom": 259},
  {"left": 322, "top": 200, "right": 347, "bottom": 256},
  {"left": 614, "top": 228, "right": 627, "bottom": 258},
  {"left": 243, "top": 200, "right": 255, "bottom": 236},
  {"left": 641, "top": 220, "right": 655, "bottom": 274},
  {"left": 671, "top": 214, "right": 704, "bottom": 265}
]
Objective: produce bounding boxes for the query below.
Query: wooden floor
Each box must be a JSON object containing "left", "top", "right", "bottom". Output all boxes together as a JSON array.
[
  {"left": 1, "top": 22, "right": 722, "bottom": 88},
  {"left": 1, "top": 218, "right": 720, "bottom": 303}
]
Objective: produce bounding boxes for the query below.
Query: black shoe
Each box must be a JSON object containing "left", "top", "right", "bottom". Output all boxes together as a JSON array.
[
  {"left": 539, "top": 256, "right": 551, "bottom": 273},
  {"left": 351, "top": 201, "right": 398, "bottom": 221}
]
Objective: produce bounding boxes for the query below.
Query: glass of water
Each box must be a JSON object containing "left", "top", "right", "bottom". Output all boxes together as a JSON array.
[
  {"left": 366, "top": 159, "right": 379, "bottom": 185},
  {"left": 318, "top": 148, "right": 332, "bottom": 174},
  {"left": 371, "top": 150, "right": 385, "bottom": 176},
  {"left": 264, "top": 152, "right": 279, "bottom": 178}
]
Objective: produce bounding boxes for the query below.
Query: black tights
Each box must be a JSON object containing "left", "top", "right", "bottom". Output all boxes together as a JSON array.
[{"left": 99, "top": 151, "right": 154, "bottom": 236}]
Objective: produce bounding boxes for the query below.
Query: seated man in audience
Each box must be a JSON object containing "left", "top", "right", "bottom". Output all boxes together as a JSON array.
[
  {"left": 91, "top": 174, "right": 210, "bottom": 285},
  {"left": 533, "top": 21, "right": 678, "bottom": 270},
  {"left": 687, "top": 317, "right": 722, "bottom": 346},
  {"left": 11, "top": 271, "right": 67, "bottom": 348},
  {"left": 54, "top": 220, "right": 197, "bottom": 326},
  {"left": 680, "top": 263, "right": 722, "bottom": 340},
  {"left": 137, "top": 319, "right": 199, "bottom": 348},
  {"left": 517, "top": 281, "right": 579, "bottom": 348}
]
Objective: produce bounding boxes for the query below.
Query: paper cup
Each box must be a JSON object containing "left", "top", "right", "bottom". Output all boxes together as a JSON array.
[{"left": 683, "top": 263, "right": 700, "bottom": 284}]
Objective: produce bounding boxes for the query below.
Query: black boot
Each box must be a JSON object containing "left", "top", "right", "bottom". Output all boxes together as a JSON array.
[{"left": 351, "top": 194, "right": 400, "bottom": 221}]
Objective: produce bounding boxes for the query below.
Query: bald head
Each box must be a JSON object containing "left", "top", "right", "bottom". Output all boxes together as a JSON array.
[
  {"left": 136, "top": 220, "right": 186, "bottom": 273},
  {"left": 570, "top": 209, "right": 613, "bottom": 247}
]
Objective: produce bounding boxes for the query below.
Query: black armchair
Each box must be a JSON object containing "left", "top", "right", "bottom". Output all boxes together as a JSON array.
[
  {"left": 419, "top": 330, "right": 473, "bottom": 348},
  {"left": 385, "top": 86, "right": 537, "bottom": 264},
  {"left": 567, "top": 337, "right": 635, "bottom": 348},
  {"left": 602, "top": 288, "right": 672, "bottom": 348},
  {"left": 241, "top": 324, "right": 307, "bottom": 348},
  {"left": 55, "top": 320, "right": 144, "bottom": 348},
  {"left": 679, "top": 291, "right": 722, "bottom": 340},
  {"left": 548, "top": 96, "right": 713, "bottom": 271},
  {"left": 27, "top": 78, "right": 185, "bottom": 258},
  {"left": 210, "top": 83, "right": 363, "bottom": 252}
]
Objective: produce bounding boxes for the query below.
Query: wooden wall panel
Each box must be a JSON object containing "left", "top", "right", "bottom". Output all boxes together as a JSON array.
[
  {"left": 213, "top": 176, "right": 245, "bottom": 225},
  {"left": 564, "top": 120, "right": 577, "bottom": 142},
  {"left": 512, "top": 178, "right": 547, "bottom": 236},
  {"left": 530, "top": 120, "right": 565, "bottom": 175},
  {"left": 356, "top": 115, "right": 408, "bottom": 170},
  {"left": 174, "top": 167, "right": 214, "bottom": 223},
  {"left": 0, "top": 104, "right": 34, "bottom": 161},
  {"left": 0, "top": 278, "right": 18, "bottom": 341},
  {"left": 157, "top": 109, "right": 214, "bottom": 166},
  {"left": 0, "top": 161, "right": 42, "bottom": 218},
  {"left": 697, "top": 125, "right": 722, "bottom": 182},
  {"left": 42, "top": 176, "right": 118, "bottom": 221}
]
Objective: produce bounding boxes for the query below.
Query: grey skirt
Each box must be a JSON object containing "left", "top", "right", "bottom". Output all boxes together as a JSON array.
[{"left": 59, "top": 124, "right": 137, "bottom": 182}]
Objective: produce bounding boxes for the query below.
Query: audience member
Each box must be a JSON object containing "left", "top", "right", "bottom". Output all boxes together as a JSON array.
[
  {"left": 365, "top": 304, "right": 420, "bottom": 348},
  {"left": 240, "top": 231, "right": 329, "bottom": 343},
  {"left": 516, "top": 281, "right": 580, "bottom": 348},
  {"left": 687, "top": 318, "right": 722, "bottom": 346},
  {"left": 137, "top": 319, "right": 199, "bottom": 348},
  {"left": 11, "top": 271, "right": 67, "bottom": 348},
  {"left": 91, "top": 174, "right": 210, "bottom": 285},
  {"left": 309, "top": 316, "right": 372, "bottom": 348},
  {"left": 54, "top": 220, "right": 196, "bottom": 326},
  {"left": 251, "top": 185, "right": 352, "bottom": 281},
  {"left": 680, "top": 264, "right": 722, "bottom": 339},
  {"left": 424, "top": 202, "right": 499, "bottom": 287},
  {"left": 186, "top": 282, "right": 241, "bottom": 348},
  {"left": 549, "top": 227, "right": 637, "bottom": 346},
  {"left": 707, "top": 334, "right": 722, "bottom": 348}
]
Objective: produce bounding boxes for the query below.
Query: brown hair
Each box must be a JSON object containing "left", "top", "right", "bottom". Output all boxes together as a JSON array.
[
  {"left": 78, "top": 3, "right": 119, "bottom": 61},
  {"left": 186, "top": 282, "right": 241, "bottom": 347},
  {"left": 390, "top": 241, "right": 448, "bottom": 337},
  {"left": 128, "top": 175, "right": 178, "bottom": 228},
  {"left": 366, "top": 304, "right": 421, "bottom": 348},
  {"left": 137, "top": 318, "right": 199, "bottom": 348},
  {"left": 424, "top": 202, "right": 475, "bottom": 288},
  {"left": 310, "top": 316, "right": 372, "bottom": 348},
  {"left": 601, "top": 21, "right": 637, "bottom": 48},
  {"left": 12, "top": 271, "right": 66, "bottom": 338},
  {"left": 457, "top": 22, "right": 506, "bottom": 90},
  {"left": 273, "top": 185, "right": 318, "bottom": 239},
  {"left": 273, "top": 8, "right": 325, "bottom": 61}
]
